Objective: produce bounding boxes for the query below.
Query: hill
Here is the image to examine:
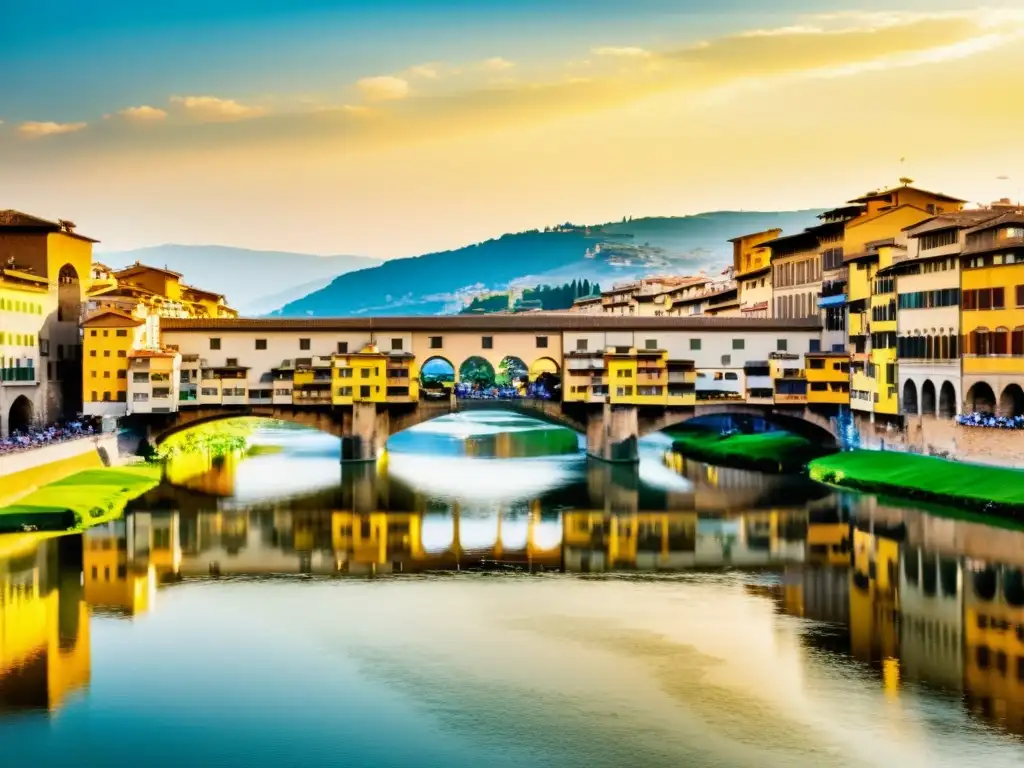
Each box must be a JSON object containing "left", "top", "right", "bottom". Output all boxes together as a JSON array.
[
  {"left": 276, "top": 210, "right": 823, "bottom": 317},
  {"left": 96, "top": 244, "right": 380, "bottom": 314}
]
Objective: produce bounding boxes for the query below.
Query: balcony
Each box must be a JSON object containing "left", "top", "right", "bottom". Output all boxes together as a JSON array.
[
  {"left": 1, "top": 366, "right": 37, "bottom": 385},
  {"left": 566, "top": 356, "right": 606, "bottom": 372},
  {"left": 774, "top": 392, "right": 808, "bottom": 404},
  {"left": 668, "top": 371, "right": 696, "bottom": 384},
  {"left": 637, "top": 371, "right": 667, "bottom": 384}
]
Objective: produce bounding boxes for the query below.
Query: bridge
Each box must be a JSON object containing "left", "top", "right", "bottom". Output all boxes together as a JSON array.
[{"left": 130, "top": 314, "right": 835, "bottom": 463}]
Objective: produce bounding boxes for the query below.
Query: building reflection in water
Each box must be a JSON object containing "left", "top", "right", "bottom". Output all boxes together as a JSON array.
[
  {"left": 5, "top": 443, "right": 1024, "bottom": 738},
  {"left": 0, "top": 535, "right": 89, "bottom": 714}
]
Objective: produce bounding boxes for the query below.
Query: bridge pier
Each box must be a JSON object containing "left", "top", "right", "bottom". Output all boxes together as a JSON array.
[
  {"left": 341, "top": 402, "right": 389, "bottom": 463},
  {"left": 585, "top": 404, "right": 640, "bottom": 464}
]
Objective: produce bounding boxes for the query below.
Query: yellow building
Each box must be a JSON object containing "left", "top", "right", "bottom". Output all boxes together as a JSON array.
[
  {"left": 87, "top": 262, "right": 236, "bottom": 320},
  {"left": 605, "top": 346, "right": 695, "bottom": 406},
  {"left": 805, "top": 351, "right": 851, "bottom": 405},
  {"left": 332, "top": 345, "right": 388, "bottom": 405},
  {"left": 81, "top": 309, "right": 150, "bottom": 416},
  {"left": 846, "top": 239, "right": 906, "bottom": 417},
  {"left": 960, "top": 211, "right": 1024, "bottom": 416},
  {"left": 731, "top": 228, "right": 780, "bottom": 317}
]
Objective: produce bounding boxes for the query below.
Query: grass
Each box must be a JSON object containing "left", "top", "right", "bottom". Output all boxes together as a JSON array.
[
  {"left": 246, "top": 444, "right": 285, "bottom": 458},
  {"left": 809, "top": 451, "right": 1024, "bottom": 515},
  {"left": 666, "top": 429, "right": 834, "bottom": 473},
  {"left": 0, "top": 463, "right": 162, "bottom": 534}
]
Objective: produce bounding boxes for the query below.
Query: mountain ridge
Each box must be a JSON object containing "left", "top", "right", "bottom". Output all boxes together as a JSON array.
[{"left": 276, "top": 209, "right": 825, "bottom": 317}]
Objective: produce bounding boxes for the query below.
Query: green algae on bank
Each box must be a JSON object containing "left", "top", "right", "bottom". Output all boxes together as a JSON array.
[
  {"left": 809, "top": 451, "right": 1024, "bottom": 514},
  {"left": 666, "top": 429, "right": 834, "bottom": 473},
  {"left": 0, "top": 463, "right": 162, "bottom": 533}
]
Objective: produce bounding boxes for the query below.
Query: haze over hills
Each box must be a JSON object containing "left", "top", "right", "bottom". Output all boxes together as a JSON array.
[
  {"left": 276, "top": 210, "right": 825, "bottom": 317},
  {"left": 96, "top": 244, "right": 380, "bottom": 314}
]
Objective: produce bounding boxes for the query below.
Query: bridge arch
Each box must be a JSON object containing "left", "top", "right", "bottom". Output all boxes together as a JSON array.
[
  {"left": 420, "top": 356, "right": 455, "bottom": 386},
  {"left": 640, "top": 404, "right": 837, "bottom": 445},
  {"left": 496, "top": 356, "right": 529, "bottom": 389},
  {"left": 458, "top": 356, "right": 496, "bottom": 387},
  {"left": 7, "top": 394, "right": 34, "bottom": 434}
]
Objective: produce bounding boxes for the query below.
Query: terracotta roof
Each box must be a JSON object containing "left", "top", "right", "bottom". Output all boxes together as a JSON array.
[
  {"left": 965, "top": 210, "right": 1024, "bottom": 235},
  {"left": 115, "top": 262, "right": 184, "bottom": 279},
  {"left": 904, "top": 209, "right": 1001, "bottom": 237},
  {"left": 0, "top": 210, "right": 60, "bottom": 229},
  {"left": 0, "top": 210, "right": 99, "bottom": 242},
  {"left": 572, "top": 295, "right": 601, "bottom": 305},
  {"left": 181, "top": 283, "right": 225, "bottom": 300},
  {"left": 760, "top": 229, "right": 819, "bottom": 254},
  {"left": 82, "top": 309, "right": 145, "bottom": 326},
  {"left": 727, "top": 227, "right": 782, "bottom": 244},
  {"left": 847, "top": 185, "right": 966, "bottom": 205},
  {"left": 129, "top": 349, "right": 177, "bottom": 358},
  {"left": 741, "top": 301, "right": 769, "bottom": 312},
  {"left": 160, "top": 315, "right": 822, "bottom": 333},
  {"left": 817, "top": 205, "right": 866, "bottom": 221}
]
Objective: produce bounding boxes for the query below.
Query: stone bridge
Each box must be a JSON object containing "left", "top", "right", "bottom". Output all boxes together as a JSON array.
[{"left": 139, "top": 397, "right": 837, "bottom": 464}]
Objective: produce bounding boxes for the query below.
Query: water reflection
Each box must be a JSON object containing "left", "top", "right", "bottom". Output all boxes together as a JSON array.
[{"left": 4, "top": 421, "right": 1024, "bottom": 763}]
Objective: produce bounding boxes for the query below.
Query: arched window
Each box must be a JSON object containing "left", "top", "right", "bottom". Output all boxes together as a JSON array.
[
  {"left": 940, "top": 334, "right": 949, "bottom": 359},
  {"left": 1013, "top": 328, "right": 1024, "bottom": 356},
  {"left": 926, "top": 335, "right": 934, "bottom": 359},
  {"left": 994, "top": 327, "right": 1009, "bottom": 356},
  {"left": 950, "top": 333, "right": 958, "bottom": 358}
]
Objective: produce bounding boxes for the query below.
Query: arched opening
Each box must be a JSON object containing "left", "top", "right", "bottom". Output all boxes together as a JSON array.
[
  {"left": 57, "top": 263, "right": 81, "bottom": 322},
  {"left": 998, "top": 383, "right": 1024, "bottom": 417},
  {"left": 495, "top": 356, "right": 529, "bottom": 393},
  {"left": 949, "top": 333, "right": 958, "bottom": 359},
  {"left": 994, "top": 327, "right": 1010, "bottom": 356},
  {"left": 8, "top": 395, "right": 34, "bottom": 434},
  {"left": 966, "top": 381, "right": 997, "bottom": 414},
  {"left": 902, "top": 380, "right": 919, "bottom": 415},
  {"left": 1004, "top": 568, "right": 1024, "bottom": 607},
  {"left": 939, "top": 381, "right": 957, "bottom": 418},
  {"left": 529, "top": 357, "right": 562, "bottom": 400},
  {"left": 926, "top": 335, "right": 934, "bottom": 359},
  {"left": 458, "top": 357, "right": 496, "bottom": 389},
  {"left": 940, "top": 334, "right": 950, "bottom": 360},
  {"left": 921, "top": 380, "right": 936, "bottom": 416},
  {"left": 419, "top": 356, "right": 455, "bottom": 399}
]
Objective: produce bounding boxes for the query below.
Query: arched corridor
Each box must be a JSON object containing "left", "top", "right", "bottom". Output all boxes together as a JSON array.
[
  {"left": 966, "top": 382, "right": 996, "bottom": 414},
  {"left": 999, "top": 384, "right": 1024, "bottom": 418},
  {"left": 902, "top": 380, "right": 918, "bottom": 415},
  {"left": 938, "top": 381, "right": 957, "bottom": 418},
  {"left": 8, "top": 395, "right": 34, "bottom": 434},
  {"left": 921, "top": 380, "right": 936, "bottom": 416},
  {"left": 57, "top": 263, "right": 81, "bottom": 323}
]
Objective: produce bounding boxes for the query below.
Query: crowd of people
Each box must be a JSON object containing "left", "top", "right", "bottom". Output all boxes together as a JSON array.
[
  {"left": 453, "top": 380, "right": 557, "bottom": 401},
  {"left": 0, "top": 418, "right": 99, "bottom": 454},
  {"left": 956, "top": 412, "right": 1024, "bottom": 430}
]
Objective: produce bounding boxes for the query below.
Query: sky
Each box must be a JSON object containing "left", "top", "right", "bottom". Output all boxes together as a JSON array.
[{"left": 3, "top": 0, "right": 1024, "bottom": 257}]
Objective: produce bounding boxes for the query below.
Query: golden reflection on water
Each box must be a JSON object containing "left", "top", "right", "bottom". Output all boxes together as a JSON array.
[{"left": 3, "top": 448, "right": 1024, "bottom": 760}]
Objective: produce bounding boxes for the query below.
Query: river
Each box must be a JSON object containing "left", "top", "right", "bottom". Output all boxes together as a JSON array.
[{"left": 2, "top": 411, "right": 1023, "bottom": 767}]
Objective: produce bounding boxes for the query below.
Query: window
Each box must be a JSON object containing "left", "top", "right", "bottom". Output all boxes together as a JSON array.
[
  {"left": 226, "top": 358, "right": 238, "bottom": 367},
  {"left": 482, "top": 336, "right": 493, "bottom": 349},
  {"left": 536, "top": 336, "right": 549, "bottom": 348},
  {"left": 429, "top": 336, "right": 442, "bottom": 349},
  {"left": 117, "top": 350, "right": 126, "bottom": 358},
  {"left": 361, "top": 368, "right": 370, "bottom": 378},
  {"left": 210, "top": 338, "right": 221, "bottom": 350},
  {"left": 337, "top": 342, "right": 349, "bottom": 354},
  {"left": 102, "top": 330, "right": 109, "bottom": 337},
  {"left": 299, "top": 338, "right": 311, "bottom": 350},
  {"left": 391, "top": 338, "right": 403, "bottom": 351},
  {"left": 103, "top": 350, "right": 110, "bottom": 357},
  {"left": 338, "top": 367, "right": 353, "bottom": 378},
  {"left": 360, "top": 386, "right": 371, "bottom": 398},
  {"left": 809, "top": 339, "right": 821, "bottom": 353},
  {"left": 102, "top": 391, "right": 111, "bottom": 402},
  {"left": 732, "top": 339, "right": 744, "bottom": 350},
  {"left": 721, "top": 355, "right": 731, "bottom": 366},
  {"left": 115, "top": 329, "right": 127, "bottom": 337},
  {"left": 576, "top": 339, "right": 588, "bottom": 352},
  {"left": 645, "top": 339, "right": 658, "bottom": 350},
  {"left": 690, "top": 339, "right": 701, "bottom": 351},
  {"left": 776, "top": 339, "right": 788, "bottom": 352},
  {"left": 89, "top": 349, "right": 96, "bottom": 357},
  {"left": 133, "top": 392, "right": 149, "bottom": 402},
  {"left": 89, "top": 330, "right": 97, "bottom": 337},
  {"left": 255, "top": 339, "right": 267, "bottom": 350}
]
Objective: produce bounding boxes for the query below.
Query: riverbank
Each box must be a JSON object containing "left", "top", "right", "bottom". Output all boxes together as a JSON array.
[
  {"left": 666, "top": 429, "right": 834, "bottom": 473},
  {"left": 0, "top": 463, "right": 162, "bottom": 533},
  {"left": 809, "top": 451, "right": 1024, "bottom": 515}
]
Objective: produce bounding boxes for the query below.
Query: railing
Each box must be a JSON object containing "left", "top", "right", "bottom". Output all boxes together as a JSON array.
[{"left": 1, "top": 367, "right": 37, "bottom": 384}]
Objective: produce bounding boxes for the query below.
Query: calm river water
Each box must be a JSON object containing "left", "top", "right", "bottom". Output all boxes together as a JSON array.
[{"left": 2, "top": 412, "right": 1024, "bottom": 767}]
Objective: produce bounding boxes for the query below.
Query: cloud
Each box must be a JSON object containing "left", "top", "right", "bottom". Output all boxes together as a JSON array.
[
  {"left": 591, "top": 46, "right": 652, "bottom": 58},
  {"left": 356, "top": 75, "right": 410, "bottom": 101},
  {"left": 18, "top": 121, "right": 87, "bottom": 138},
  {"left": 170, "top": 95, "right": 267, "bottom": 121},
  {"left": 118, "top": 105, "right": 168, "bottom": 122},
  {"left": 406, "top": 63, "right": 441, "bottom": 79},
  {"left": 480, "top": 57, "right": 515, "bottom": 72}
]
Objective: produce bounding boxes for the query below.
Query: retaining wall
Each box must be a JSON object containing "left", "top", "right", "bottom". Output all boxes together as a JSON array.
[{"left": 0, "top": 434, "right": 120, "bottom": 506}]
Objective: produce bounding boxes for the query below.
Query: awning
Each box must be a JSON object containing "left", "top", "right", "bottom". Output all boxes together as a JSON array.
[{"left": 818, "top": 294, "right": 847, "bottom": 308}]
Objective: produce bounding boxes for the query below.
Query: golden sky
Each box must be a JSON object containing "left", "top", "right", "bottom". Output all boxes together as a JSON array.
[{"left": 3, "top": 5, "right": 1024, "bottom": 257}]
